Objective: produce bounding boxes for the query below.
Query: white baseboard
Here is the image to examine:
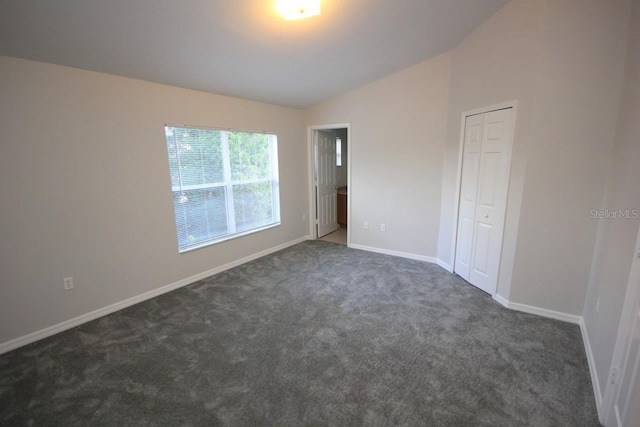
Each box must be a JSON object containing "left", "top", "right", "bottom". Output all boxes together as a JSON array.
[
  {"left": 493, "top": 294, "right": 603, "bottom": 421},
  {"left": 492, "top": 294, "right": 582, "bottom": 324},
  {"left": 436, "top": 259, "right": 453, "bottom": 272},
  {"left": 0, "top": 236, "right": 309, "bottom": 355},
  {"left": 492, "top": 293, "right": 510, "bottom": 308},
  {"left": 349, "top": 244, "right": 439, "bottom": 264},
  {"left": 580, "top": 318, "right": 604, "bottom": 420},
  {"left": 1, "top": 235, "right": 604, "bottom": 425}
]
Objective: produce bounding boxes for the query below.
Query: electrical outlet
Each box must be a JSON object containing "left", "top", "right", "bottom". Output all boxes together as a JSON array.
[
  {"left": 364, "top": 221, "right": 369, "bottom": 229},
  {"left": 380, "top": 223, "right": 386, "bottom": 232},
  {"left": 63, "top": 276, "right": 74, "bottom": 291}
]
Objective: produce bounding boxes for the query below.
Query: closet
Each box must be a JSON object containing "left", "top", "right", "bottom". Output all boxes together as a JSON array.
[{"left": 454, "top": 107, "right": 515, "bottom": 295}]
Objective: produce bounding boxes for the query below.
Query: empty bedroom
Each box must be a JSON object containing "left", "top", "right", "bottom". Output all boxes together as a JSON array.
[{"left": 1, "top": 0, "right": 639, "bottom": 425}]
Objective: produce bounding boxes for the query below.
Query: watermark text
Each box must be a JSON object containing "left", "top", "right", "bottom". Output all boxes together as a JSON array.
[{"left": 589, "top": 209, "right": 639, "bottom": 220}]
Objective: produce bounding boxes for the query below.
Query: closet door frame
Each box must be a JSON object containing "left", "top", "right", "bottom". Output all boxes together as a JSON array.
[{"left": 450, "top": 100, "right": 518, "bottom": 296}]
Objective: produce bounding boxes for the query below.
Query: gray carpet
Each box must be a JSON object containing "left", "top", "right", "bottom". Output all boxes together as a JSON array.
[{"left": 0, "top": 240, "right": 599, "bottom": 426}]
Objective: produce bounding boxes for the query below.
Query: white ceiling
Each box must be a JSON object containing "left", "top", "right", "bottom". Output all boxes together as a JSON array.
[{"left": 0, "top": 0, "right": 510, "bottom": 108}]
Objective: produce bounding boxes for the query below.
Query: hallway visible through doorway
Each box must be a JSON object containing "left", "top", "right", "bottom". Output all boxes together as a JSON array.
[
  {"left": 319, "top": 226, "right": 347, "bottom": 245},
  {"left": 309, "top": 124, "right": 350, "bottom": 246}
]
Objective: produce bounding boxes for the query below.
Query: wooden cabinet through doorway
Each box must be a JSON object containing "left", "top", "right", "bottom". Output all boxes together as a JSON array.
[{"left": 337, "top": 193, "right": 347, "bottom": 226}]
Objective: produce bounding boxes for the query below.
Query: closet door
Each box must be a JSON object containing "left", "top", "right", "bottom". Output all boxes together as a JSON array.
[
  {"left": 455, "top": 108, "right": 514, "bottom": 295},
  {"left": 454, "top": 114, "right": 484, "bottom": 282}
]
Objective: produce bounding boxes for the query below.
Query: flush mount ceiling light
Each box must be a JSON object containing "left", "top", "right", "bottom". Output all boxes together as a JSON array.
[{"left": 276, "top": 0, "right": 321, "bottom": 20}]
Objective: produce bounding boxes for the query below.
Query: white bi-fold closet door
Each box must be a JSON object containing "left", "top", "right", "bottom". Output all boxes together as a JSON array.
[{"left": 454, "top": 107, "right": 514, "bottom": 295}]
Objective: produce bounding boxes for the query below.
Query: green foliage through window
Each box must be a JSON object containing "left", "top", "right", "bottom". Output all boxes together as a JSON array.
[{"left": 165, "top": 126, "right": 280, "bottom": 252}]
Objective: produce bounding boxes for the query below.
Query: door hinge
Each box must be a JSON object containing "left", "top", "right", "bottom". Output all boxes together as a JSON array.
[
  {"left": 315, "top": 219, "right": 319, "bottom": 225},
  {"left": 610, "top": 367, "right": 619, "bottom": 384}
]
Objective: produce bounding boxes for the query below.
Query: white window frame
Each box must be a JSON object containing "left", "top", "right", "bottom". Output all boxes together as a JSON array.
[{"left": 165, "top": 125, "right": 281, "bottom": 253}]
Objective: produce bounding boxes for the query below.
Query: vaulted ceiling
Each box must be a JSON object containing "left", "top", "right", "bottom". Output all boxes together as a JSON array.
[{"left": 0, "top": 0, "right": 510, "bottom": 108}]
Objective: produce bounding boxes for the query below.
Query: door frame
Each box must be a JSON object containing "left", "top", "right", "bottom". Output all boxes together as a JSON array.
[
  {"left": 603, "top": 223, "right": 640, "bottom": 426},
  {"left": 316, "top": 129, "right": 339, "bottom": 238},
  {"left": 450, "top": 100, "right": 518, "bottom": 295},
  {"left": 307, "top": 123, "right": 351, "bottom": 246}
]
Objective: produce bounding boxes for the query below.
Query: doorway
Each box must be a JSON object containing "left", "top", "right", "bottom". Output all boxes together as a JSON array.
[
  {"left": 308, "top": 124, "right": 350, "bottom": 246},
  {"left": 453, "top": 103, "right": 516, "bottom": 295}
]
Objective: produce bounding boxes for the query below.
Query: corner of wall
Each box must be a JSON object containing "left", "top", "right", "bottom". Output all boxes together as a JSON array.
[
  {"left": 494, "top": 294, "right": 604, "bottom": 420},
  {"left": 579, "top": 317, "right": 604, "bottom": 419}
]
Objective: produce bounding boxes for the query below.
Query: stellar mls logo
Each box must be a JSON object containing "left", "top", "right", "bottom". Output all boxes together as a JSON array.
[{"left": 589, "top": 209, "right": 639, "bottom": 220}]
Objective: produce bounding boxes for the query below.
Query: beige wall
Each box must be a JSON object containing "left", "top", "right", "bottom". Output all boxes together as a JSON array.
[
  {"left": 2, "top": 7, "right": 638, "bottom": 408},
  {"left": 439, "top": 0, "right": 630, "bottom": 316},
  {"left": 438, "top": 0, "right": 546, "bottom": 289},
  {"left": 509, "top": 0, "right": 630, "bottom": 315},
  {"left": 0, "top": 56, "right": 308, "bottom": 345},
  {"left": 583, "top": 0, "right": 640, "bottom": 402},
  {"left": 306, "top": 54, "right": 451, "bottom": 258},
  {"left": 438, "top": 1, "right": 635, "bottom": 413}
]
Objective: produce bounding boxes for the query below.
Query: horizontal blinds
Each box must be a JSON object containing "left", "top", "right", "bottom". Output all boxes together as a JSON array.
[{"left": 165, "top": 126, "right": 280, "bottom": 252}]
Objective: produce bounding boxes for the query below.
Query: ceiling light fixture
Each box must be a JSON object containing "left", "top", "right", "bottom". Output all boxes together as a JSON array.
[{"left": 276, "top": 0, "right": 321, "bottom": 20}]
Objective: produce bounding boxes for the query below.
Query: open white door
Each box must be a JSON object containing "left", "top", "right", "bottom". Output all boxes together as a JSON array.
[
  {"left": 315, "top": 130, "right": 338, "bottom": 238},
  {"left": 605, "top": 225, "right": 640, "bottom": 427},
  {"left": 454, "top": 108, "right": 514, "bottom": 295}
]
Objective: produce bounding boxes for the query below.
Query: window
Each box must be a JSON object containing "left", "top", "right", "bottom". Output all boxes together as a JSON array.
[
  {"left": 336, "top": 137, "right": 342, "bottom": 167},
  {"left": 164, "top": 125, "right": 280, "bottom": 252}
]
